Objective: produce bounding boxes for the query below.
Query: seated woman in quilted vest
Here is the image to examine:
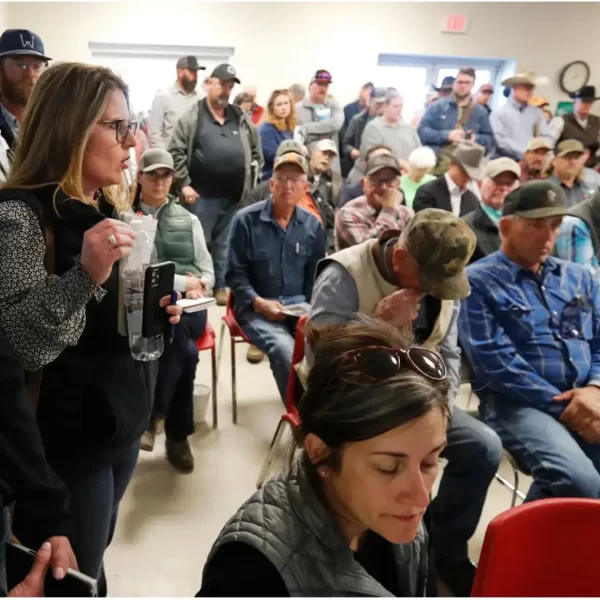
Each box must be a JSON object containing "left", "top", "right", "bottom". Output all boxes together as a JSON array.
[
  {"left": 132, "top": 147, "right": 214, "bottom": 474},
  {"left": 198, "top": 315, "right": 449, "bottom": 597}
]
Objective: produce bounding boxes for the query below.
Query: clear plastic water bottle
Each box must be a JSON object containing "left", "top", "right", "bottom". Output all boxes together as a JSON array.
[
  {"left": 122, "top": 266, "right": 164, "bottom": 361},
  {"left": 121, "top": 217, "right": 164, "bottom": 362}
]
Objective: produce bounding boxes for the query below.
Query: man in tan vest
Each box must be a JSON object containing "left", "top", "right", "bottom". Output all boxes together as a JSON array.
[{"left": 307, "top": 209, "right": 503, "bottom": 597}]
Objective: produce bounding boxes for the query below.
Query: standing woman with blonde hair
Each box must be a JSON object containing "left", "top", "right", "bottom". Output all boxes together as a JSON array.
[
  {"left": 258, "top": 89, "right": 296, "bottom": 179},
  {"left": 0, "top": 62, "right": 181, "bottom": 594}
]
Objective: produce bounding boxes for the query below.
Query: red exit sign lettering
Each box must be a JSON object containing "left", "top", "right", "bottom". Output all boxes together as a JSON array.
[{"left": 442, "top": 15, "right": 468, "bottom": 33}]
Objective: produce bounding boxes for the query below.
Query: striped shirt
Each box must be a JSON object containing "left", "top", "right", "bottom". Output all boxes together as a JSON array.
[
  {"left": 556, "top": 216, "right": 599, "bottom": 269},
  {"left": 334, "top": 195, "right": 413, "bottom": 251},
  {"left": 458, "top": 251, "right": 600, "bottom": 417}
]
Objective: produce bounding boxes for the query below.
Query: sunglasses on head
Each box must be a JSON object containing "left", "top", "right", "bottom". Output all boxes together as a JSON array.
[{"left": 344, "top": 346, "right": 447, "bottom": 382}]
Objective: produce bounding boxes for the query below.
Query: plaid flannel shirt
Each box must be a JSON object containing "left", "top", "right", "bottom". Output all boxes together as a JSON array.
[
  {"left": 556, "top": 216, "right": 600, "bottom": 269},
  {"left": 458, "top": 251, "right": 600, "bottom": 417},
  {"left": 334, "top": 195, "right": 413, "bottom": 251}
]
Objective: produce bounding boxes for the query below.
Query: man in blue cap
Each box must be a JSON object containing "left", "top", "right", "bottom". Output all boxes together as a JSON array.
[{"left": 0, "top": 29, "right": 50, "bottom": 180}]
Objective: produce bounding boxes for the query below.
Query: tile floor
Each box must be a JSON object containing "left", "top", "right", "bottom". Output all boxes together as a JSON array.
[{"left": 105, "top": 304, "right": 532, "bottom": 596}]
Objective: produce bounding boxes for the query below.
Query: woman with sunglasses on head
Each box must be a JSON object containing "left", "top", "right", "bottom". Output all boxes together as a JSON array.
[
  {"left": 199, "top": 315, "right": 448, "bottom": 597},
  {"left": 258, "top": 89, "right": 296, "bottom": 180},
  {"left": 0, "top": 62, "right": 182, "bottom": 595}
]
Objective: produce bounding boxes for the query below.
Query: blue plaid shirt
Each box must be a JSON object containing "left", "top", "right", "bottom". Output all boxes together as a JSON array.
[
  {"left": 225, "top": 198, "right": 325, "bottom": 315},
  {"left": 556, "top": 216, "right": 600, "bottom": 269},
  {"left": 458, "top": 251, "right": 600, "bottom": 417}
]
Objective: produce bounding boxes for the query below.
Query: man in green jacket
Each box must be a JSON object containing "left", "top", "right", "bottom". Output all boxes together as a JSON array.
[{"left": 168, "top": 64, "right": 263, "bottom": 305}]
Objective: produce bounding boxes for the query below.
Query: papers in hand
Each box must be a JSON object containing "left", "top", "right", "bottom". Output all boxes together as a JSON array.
[
  {"left": 282, "top": 302, "right": 311, "bottom": 317},
  {"left": 176, "top": 297, "right": 216, "bottom": 313}
]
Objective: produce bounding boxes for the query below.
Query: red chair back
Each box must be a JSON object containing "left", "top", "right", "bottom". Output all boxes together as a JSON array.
[
  {"left": 285, "top": 315, "right": 308, "bottom": 416},
  {"left": 472, "top": 498, "right": 600, "bottom": 597}
]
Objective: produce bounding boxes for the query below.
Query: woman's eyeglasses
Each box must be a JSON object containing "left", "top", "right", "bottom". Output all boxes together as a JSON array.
[
  {"left": 146, "top": 170, "right": 174, "bottom": 181},
  {"left": 99, "top": 119, "right": 138, "bottom": 143},
  {"left": 344, "top": 345, "right": 447, "bottom": 382}
]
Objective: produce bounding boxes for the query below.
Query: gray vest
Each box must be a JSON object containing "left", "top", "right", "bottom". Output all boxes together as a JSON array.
[
  {"left": 154, "top": 197, "right": 200, "bottom": 277},
  {"left": 204, "top": 460, "right": 429, "bottom": 597},
  {"left": 569, "top": 191, "right": 600, "bottom": 260}
]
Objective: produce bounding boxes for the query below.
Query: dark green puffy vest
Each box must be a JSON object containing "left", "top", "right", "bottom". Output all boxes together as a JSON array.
[{"left": 154, "top": 199, "right": 200, "bottom": 277}]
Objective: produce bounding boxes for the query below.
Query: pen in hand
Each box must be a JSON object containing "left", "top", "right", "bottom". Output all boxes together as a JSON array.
[{"left": 169, "top": 289, "right": 178, "bottom": 344}]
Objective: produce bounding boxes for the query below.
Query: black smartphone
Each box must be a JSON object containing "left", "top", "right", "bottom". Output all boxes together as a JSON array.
[
  {"left": 6, "top": 541, "right": 98, "bottom": 597},
  {"left": 142, "top": 261, "right": 175, "bottom": 338}
]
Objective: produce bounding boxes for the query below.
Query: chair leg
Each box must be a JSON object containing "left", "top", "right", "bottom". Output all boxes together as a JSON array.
[
  {"left": 211, "top": 345, "right": 218, "bottom": 429},
  {"left": 256, "top": 418, "right": 288, "bottom": 489},
  {"left": 217, "top": 322, "right": 226, "bottom": 378},
  {"left": 231, "top": 337, "right": 238, "bottom": 425}
]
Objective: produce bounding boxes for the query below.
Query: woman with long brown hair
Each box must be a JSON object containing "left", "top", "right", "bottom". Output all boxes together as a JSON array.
[
  {"left": 258, "top": 89, "right": 296, "bottom": 180},
  {"left": 0, "top": 62, "right": 181, "bottom": 595},
  {"left": 200, "top": 316, "right": 447, "bottom": 596}
]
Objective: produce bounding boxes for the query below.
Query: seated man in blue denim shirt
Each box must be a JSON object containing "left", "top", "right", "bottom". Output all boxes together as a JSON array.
[
  {"left": 226, "top": 152, "right": 325, "bottom": 401},
  {"left": 459, "top": 180, "right": 600, "bottom": 502}
]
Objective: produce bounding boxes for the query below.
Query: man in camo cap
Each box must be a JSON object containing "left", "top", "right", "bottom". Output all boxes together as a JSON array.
[{"left": 307, "top": 207, "right": 502, "bottom": 597}]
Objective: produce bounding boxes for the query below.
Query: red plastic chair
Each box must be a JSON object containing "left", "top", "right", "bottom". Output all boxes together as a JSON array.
[
  {"left": 472, "top": 498, "right": 600, "bottom": 597},
  {"left": 195, "top": 322, "right": 218, "bottom": 429},
  {"left": 219, "top": 293, "right": 251, "bottom": 425},
  {"left": 256, "top": 315, "right": 307, "bottom": 488}
]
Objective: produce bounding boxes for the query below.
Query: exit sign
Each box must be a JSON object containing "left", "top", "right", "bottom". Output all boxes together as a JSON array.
[{"left": 442, "top": 15, "right": 468, "bottom": 33}]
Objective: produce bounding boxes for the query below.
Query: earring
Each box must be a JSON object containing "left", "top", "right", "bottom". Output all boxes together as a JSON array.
[{"left": 319, "top": 467, "right": 328, "bottom": 478}]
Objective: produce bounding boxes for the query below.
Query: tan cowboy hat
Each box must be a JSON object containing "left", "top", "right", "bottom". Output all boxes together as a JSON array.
[{"left": 502, "top": 71, "right": 547, "bottom": 87}]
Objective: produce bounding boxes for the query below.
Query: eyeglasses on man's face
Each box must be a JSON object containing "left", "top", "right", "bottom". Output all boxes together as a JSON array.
[
  {"left": 272, "top": 175, "right": 306, "bottom": 187},
  {"left": 4, "top": 56, "right": 47, "bottom": 75},
  {"left": 98, "top": 119, "right": 138, "bottom": 143}
]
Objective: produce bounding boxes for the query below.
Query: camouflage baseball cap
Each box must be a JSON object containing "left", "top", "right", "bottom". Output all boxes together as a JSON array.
[
  {"left": 502, "top": 180, "right": 568, "bottom": 219},
  {"left": 403, "top": 209, "right": 476, "bottom": 300},
  {"left": 273, "top": 151, "right": 308, "bottom": 175}
]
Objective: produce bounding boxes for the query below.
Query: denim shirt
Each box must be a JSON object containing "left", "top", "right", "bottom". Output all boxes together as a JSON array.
[
  {"left": 458, "top": 251, "right": 600, "bottom": 417},
  {"left": 225, "top": 198, "right": 325, "bottom": 315},
  {"left": 417, "top": 96, "right": 494, "bottom": 155}
]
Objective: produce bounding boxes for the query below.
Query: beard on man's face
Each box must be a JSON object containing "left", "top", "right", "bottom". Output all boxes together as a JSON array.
[
  {"left": 0, "top": 69, "right": 34, "bottom": 107},
  {"left": 180, "top": 76, "right": 197, "bottom": 93}
]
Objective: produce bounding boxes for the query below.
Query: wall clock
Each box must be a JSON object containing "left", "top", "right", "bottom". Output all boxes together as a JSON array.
[{"left": 559, "top": 60, "right": 590, "bottom": 94}]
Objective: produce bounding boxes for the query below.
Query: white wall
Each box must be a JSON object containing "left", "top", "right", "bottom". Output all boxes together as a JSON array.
[{"left": 6, "top": 1, "right": 600, "bottom": 109}]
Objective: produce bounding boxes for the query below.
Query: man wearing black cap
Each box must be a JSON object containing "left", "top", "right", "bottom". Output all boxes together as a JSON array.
[
  {"left": 0, "top": 29, "right": 50, "bottom": 180},
  {"left": 459, "top": 180, "right": 600, "bottom": 507},
  {"left": 295, "top": 70, "right": 343, "bottom": 170},
  {"left": 169, "top": 63, "right": 263, "bottom": 305},
  {"left": 148, "top": 55, "right": 205, "bottom": 149},
  {"left": 550, "top": 86, "right": 600, "bottom": 168}
]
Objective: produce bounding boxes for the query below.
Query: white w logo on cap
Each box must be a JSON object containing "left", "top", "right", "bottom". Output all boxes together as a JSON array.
[{"left": 19, "top": 33, "right": 34, "bottom": 49}]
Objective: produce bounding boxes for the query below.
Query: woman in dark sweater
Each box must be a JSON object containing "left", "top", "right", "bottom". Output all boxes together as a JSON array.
[
  {"left": 0, "top": 62, "right": 181, "bottom": 595},
  {"left": 258, "top": 89, "right": 296, "bottom": 180},
  {"left": 199, "top": 316, "right": 448, "bottom": 596}
]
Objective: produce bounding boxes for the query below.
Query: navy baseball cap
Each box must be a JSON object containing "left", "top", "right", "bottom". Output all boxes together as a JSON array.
[{"left": 0, "top": 29, "right": 50, "bottom": 61}]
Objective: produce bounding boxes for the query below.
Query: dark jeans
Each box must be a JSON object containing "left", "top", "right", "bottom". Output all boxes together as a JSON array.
[
  {"left": 236, "top": 311, "right": 297, "bottom": 402},
  {"left": 153, "top": 312, "right": 207, "bottom": 441},
  {"left": 480, "top": 395, "right": 600, "bottom": 501},
  {"left": 58, "top": 441, "right": 140, "bottom": 596},
  {"left": 191, "top": 197, "right": 238, "bottom": 290},
  {"left": 431, "top": 407, "right": 503, "bottom": 562}
]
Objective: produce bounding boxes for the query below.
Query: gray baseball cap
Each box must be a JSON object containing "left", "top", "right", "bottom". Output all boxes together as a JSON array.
[
  {"left": 139, "top": 148, "right": 175, "bottom": 172},
  {"left": 485, "top": 157, "right": 521, "bottom": 180},
  {"left": 176, "top": 56, "right": 205, "bottom": 71}
]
